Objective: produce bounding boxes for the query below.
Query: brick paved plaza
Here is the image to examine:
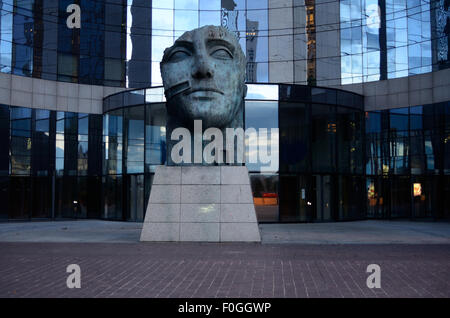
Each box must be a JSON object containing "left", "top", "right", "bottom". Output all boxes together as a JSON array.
[{"left": 1, "top": 242, "right": 449, "bottom": 298}]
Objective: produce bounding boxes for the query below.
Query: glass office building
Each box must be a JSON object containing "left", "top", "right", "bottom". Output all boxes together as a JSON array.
[
  {"left": 0, "top": 0, "right": 449, "bottom": 222},
  {"left": 102, "top": 84, "right": 365, "bottom": 222},
  {"left": 365, "top": 102, "right": 450, "bottom": 219}
]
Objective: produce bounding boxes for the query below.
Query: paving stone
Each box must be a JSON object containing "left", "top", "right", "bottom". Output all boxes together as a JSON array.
[
  {"left": 181, "top": 166, "right": 220, "bottom": 184},
  {"left": 180, "top": 204, "right": 220, "bottom": 223},
  {"left": 149, "top": 185, "right": 181, "bottom": 204},
  {"left": 140, "top": 222, "right": 179, "bottom": 242},
  {"left": 220, "top": 166, "right": 250, "bottom": 185},
  {"left": 152, "top": 166, "right": 181, "bottom": 185},
  {"left": 221, "top": 204, "right": 258, "bottom": 223},
  {"left": 1, "top": 243, "right": 448, "bottom": 298},
  {"left": 145, "top": 204, "right": 180, "bottom": 223},
  {"left": 180, "top": 185, "right": 221, "bottom": 204},
  {"left": 180, "top": 223, "right": 220, "bottom": 242}
]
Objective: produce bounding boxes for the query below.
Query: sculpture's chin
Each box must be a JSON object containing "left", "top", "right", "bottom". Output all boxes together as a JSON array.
[
  {"left": 185, "top": 112, "right": 233, "bottom": 128},
  {"left": 167, "top": 94, "right": 241, "bottom": 129}
]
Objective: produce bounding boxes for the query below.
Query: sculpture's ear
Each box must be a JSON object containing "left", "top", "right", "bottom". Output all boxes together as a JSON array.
[{"left": 243, "top": 84, "right": 248, "bottom": 98}]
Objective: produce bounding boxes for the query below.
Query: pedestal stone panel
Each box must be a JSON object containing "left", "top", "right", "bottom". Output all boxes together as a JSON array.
[{"left": 140, "top": 166, "right": 261, "bottom": 242}]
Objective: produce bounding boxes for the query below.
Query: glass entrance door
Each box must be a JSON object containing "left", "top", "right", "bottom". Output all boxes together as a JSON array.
[
  {"left": 279, "top": 176, "right": 299, "bottom": 222},
  {"left": 279, "top": 175, "right": 316, "bottom": 222},
  {"left": 125, "top": 174, "right": 145, "bottom": 222},
  {"left": 298, "top": 175, "right": 314, "bottom": 222},
  {"left": 313, "top": 175, "right": 335, "bottom": 221}
]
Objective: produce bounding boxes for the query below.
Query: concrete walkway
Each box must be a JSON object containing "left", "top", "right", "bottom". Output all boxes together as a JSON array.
[
  {"left": 262, "top": 220, "right": 450, "bottom": 244},
  {"left": 0, "top": 219, "right": 449, "bottom": 244},
  {"left": 0, "top": 220, "right": 141, "bottom": 243}
]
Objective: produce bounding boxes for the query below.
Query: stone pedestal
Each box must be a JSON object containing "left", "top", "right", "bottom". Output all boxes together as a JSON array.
[{"left": 140, "top": 166, "right": 261, "bottom": 242}]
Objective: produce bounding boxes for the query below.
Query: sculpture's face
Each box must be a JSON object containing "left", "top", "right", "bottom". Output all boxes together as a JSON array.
[{"left": 161, "top": 26, "right": 246, "bottom": 128}]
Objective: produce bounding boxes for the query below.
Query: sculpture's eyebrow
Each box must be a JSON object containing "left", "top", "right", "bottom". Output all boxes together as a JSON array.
[
  {"left": 162, "top": 40, "right": 194, "bottom": 62},
  {"left": 206, "top": 39, "right": 235, "bottom": 55},
  {"left": 172, "top": 40, "right": 194, "bottom": 51}
]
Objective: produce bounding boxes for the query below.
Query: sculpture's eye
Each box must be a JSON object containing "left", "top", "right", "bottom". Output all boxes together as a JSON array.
[
  {"left": 168, "top": 50, "right": 190, "bottom": 62},
  {"left": 211, "top": 48, "right": 233, "bottom": 60}
]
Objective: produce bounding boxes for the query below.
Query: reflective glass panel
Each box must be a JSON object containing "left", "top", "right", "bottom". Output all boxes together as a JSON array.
[
  {"left": 245, "top": 100, "right": 279, "bottom": 173},
  {"left": 175, "top": 0, "right": 198, "bottom": 10},
  {"left": 174, "top": 10, "right": 199, "bottom": 31},
  {"left": 199, "top": 11, "right": 221, "bottom": 26},
  {"left": 246, "top": 84, "right": 278, "bottom": 100},
  {"left": 200, "top": 0, "right": 220, "bottom": 10}
]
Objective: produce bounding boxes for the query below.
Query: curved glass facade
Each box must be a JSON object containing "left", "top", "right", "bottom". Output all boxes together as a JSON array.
[
  {"left": 102, "top": 84, "right": 365, "bottom": 222},
  {"left": 0, "top": 0, "right": 271, "bottom": 87},
  {"left": 366, "top": 102, "right": 450, "bottom": 219},
  {"left": 1, "top": 84, "right": 450, "bottom": 222},
  {"left": 0, "top": 1, "right": 450, "bottom": 224},
  {"left": 340, "top": 0, "right": 450, "bottom": 84},
  {"left": 0, "top": 104, "right": 103, "bottom": 220},
  {"left": 0, "top": 0, "right": 447, "bottom": 87}
]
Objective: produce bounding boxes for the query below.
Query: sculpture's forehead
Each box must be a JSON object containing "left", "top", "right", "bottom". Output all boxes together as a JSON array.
[{"left": 176, "top": 26, "right": 237, "bottom": 47}]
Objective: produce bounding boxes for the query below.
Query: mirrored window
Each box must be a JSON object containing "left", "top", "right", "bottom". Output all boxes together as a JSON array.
[
  {"left": 200, "top": 11, "right": 221, "bottom": 27},
  {"left": 174, "top": 10, "right": 199, "bottom": 32},
  {"left": 245, "top": 100, "right": 279, "bottom": 173},
  {"left": 175, "top": 0, "right": 198, "bottom": 10},
  {"left": 153, "top": 0, "right": 174, "bottom": 9},
  {"left": 200, "top": 0, "right": 220, "bottom": 10}
]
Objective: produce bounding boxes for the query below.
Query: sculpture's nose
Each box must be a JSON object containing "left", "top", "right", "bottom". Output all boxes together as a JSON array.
[{"left": 191, "top": 55, "right": 214, "bottom": 79}]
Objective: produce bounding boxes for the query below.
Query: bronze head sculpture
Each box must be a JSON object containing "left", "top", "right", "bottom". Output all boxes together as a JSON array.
[{"left": 160, "top": 25, "right": 247, "bottom": 165}]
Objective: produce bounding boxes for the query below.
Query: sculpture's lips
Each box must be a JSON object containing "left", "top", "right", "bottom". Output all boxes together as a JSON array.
[{"left": 188, "top": 88, "right": 224, "bottom": 95}]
